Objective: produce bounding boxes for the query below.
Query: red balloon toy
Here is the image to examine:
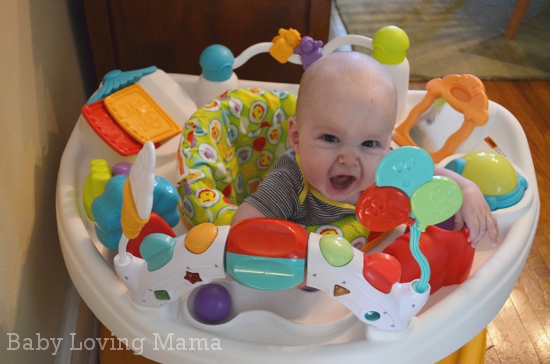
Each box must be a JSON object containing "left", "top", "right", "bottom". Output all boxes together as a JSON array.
[{"left": 356, "top": 185, "right": 414, "bottom": 232}]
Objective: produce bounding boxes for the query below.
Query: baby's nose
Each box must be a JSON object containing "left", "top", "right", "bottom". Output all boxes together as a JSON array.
[{"left": 338, "top": 149, "right": 359, "bottom": 167}]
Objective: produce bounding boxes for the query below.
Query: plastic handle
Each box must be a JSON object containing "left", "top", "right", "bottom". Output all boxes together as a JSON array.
[
  {"left": 322, "top": 35, "right": 374, "bottom": 55},
  {"left": 232, "top": 35, "right": 375, "bottom": 70},
  {"left": 233, "top": 42, "right": 302, "bottom": 70}
]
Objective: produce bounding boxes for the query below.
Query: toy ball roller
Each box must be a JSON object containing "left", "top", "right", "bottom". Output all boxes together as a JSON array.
[
  {"left": 444, "top": 150, "right": 528, "bottom": 211},
  {"left": 193, "top": 283, "right": 232, "bottom": 323}
]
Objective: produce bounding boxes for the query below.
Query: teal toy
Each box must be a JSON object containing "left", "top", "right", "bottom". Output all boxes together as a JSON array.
[{"left": 199, "top": 45, "right": 235, "bottom": 82}]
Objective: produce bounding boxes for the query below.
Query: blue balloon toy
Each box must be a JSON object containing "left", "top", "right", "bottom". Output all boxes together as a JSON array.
[{"left": 376, "top": 146, "right": 435, "bottom": 196}]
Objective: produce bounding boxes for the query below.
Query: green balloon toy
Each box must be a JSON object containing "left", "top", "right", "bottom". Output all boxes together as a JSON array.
[{"left": 410, "top": 176, "right": 463, "bottom": 231}]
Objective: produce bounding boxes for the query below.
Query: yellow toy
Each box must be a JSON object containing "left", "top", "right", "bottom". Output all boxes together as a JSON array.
[
  {"left": 270, "top": 28, "right": 302, "bottom": 63},
  {"left": 444, "top": 150, "right": 528, "bottom": 211},
  {"left": 82, "top": 159, "right": 112, "bottom": 220}
]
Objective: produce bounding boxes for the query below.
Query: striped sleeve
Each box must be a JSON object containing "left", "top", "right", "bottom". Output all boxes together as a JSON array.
[{"left": 243, "top": 151, "right": 303, "bottom": 220}]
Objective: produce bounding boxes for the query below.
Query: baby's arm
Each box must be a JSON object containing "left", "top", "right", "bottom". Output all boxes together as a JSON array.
[
  {"left": 231, "top": 150, "right": 302, "bottom": 225},
  {"left": 231, "top": 202, "right": 267, "bottom": 225},
  {"left": 435, "top": 167, "right": 499, "bottom": 247}
]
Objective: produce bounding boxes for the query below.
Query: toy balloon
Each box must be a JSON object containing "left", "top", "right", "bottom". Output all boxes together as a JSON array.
[
  {"left": 410, "top": 176, "right": 463, "bottom": 230},
  {"left": 375, "top": 146, "right": 434, "bottom": 196},
  {"left": 356, "top": 185, "right": 413, "bottom": 231}
]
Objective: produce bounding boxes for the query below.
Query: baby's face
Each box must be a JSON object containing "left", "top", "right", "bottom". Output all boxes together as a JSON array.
[{"left": 289, "top": 81, "right": 396, "bottom": 205}]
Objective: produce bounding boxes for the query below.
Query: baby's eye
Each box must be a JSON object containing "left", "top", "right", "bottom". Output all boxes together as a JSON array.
[
  {"left": 362, "top": 140, "right": 379, "bottom": 147},
  {"left": 322, "top": 134, "right": 339, "bottom": 143}
]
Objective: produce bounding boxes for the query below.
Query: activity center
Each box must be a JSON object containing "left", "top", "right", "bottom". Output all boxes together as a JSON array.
[{"left": 56, "top": 25, "right": 540, "bottom": 363}]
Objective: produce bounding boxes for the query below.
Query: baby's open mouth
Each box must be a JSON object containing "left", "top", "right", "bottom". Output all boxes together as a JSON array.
[{"left": 330, "top": 175, "right": 357, "bottom": 190}]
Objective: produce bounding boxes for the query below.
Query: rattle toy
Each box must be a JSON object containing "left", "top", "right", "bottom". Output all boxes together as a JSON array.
[
  {"left": 356, "top": 146, "right": 463, "bottom": 293},
  {"left": 91, "top": 149, "right": 180, "bottom": 251}
]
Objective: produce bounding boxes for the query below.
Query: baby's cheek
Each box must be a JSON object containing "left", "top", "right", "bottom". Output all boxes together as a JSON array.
[
  {"left": 306, "top": 159, "right": 322, "bottom": 172},
  {"left": 363, "top": 155, "right": 385, "bottom": 186},
  {"left": 360, "top": 173, "right": 376, "bottom": 190}
]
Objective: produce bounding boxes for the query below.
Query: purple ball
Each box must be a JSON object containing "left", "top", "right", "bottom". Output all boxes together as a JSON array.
[
  {"left": 193, "top": 283, "right": 232, "bottom": 323},
  {"left": 112, "top": 162, "right": 133, "bottom": 176}
]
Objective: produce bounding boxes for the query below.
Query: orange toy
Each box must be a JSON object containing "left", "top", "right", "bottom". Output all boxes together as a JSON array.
[
  {"left": 394, "top": 74, "right": 489, "bottom": 163},
  {"left": 269, "top": 28, "right": 301, "bottom": 63}
]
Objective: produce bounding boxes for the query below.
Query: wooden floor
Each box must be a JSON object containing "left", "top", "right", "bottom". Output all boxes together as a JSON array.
[{"left": 412, "top": 80, "right": 550, "bottom": 363}]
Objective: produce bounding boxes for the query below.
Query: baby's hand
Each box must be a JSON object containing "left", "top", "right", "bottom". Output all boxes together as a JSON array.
[
  {"left": 453, "top": 182, "right": 499, "bottom": 248},
  {"left": 434, "top": 166, "right": 498, "bottom": 247}
]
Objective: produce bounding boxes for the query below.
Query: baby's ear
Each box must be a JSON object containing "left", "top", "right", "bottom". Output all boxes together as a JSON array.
[
  {"left": 391, "top": 130, "right": 396, "bottom": 140},
  {"left": 288, "top": 117, "right": 300, "bottom": 153}
]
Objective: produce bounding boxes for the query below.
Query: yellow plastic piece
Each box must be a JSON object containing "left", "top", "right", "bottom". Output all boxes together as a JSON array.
[
  {"left": 82, "top": 159, "right": 112, "bottom": 221},
  {"left": 459, "top": 151, "right": 518, "bottom": 195},
  {"left": 121, "top": 179, "right": 149, "bottom": 239},
  {"left": 437, "top": 328, "right": 487, "bottom": 364},
  {"left": 394, "top": 74, "right": 489, "bottom": 163},
  {"left": 104, "top": 83, "right": 182, "bottom": 144},
  {"left": 270, "top": 28, "right": 301, "bottom": 63},
  {"left": 184, "top": 223, "right": 218, "bottom": 254}
]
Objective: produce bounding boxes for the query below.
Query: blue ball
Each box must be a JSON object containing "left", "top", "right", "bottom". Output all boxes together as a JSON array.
[
  {"left": 199, "top": 45, "right": 234, "bottom": 82},
  {"left": 193, "top": 283, "right": 232, "bottom": 323}
]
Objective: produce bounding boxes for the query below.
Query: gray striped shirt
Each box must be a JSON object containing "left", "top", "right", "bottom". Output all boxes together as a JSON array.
[{"left": 244, "top": 150, "right": 356, "bottom": 226}]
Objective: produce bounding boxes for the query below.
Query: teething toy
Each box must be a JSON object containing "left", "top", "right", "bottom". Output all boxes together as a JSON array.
[{"left": 394, "top": 74, "right": 489, "bottom": 162}]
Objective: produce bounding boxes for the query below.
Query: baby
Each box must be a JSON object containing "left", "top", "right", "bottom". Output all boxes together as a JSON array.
[{"left": 232, "top": 51, "right": 498, "bottom": 247}]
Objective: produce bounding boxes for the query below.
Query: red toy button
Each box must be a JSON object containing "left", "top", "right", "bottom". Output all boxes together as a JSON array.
[
  {"left": 227, "top": 218, "right": 308, "bottom": 259},
  {"left": 362, "top": 253, "right": 401, "bottom": 294}
]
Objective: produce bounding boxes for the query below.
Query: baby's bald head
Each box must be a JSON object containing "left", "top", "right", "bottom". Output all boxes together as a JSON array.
[{"left": 295, "top": 52, "right": 397, "bottom": 125}]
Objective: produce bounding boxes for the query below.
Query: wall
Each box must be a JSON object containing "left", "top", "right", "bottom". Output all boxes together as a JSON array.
[{"left": 0, "top": 0, "right": 94, "bottom": 362}]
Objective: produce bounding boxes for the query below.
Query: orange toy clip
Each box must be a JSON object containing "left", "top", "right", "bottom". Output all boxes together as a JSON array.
[
  {"left": 394, "top": 74, "right": 489, "bottom": 163},
  {"left": 269, "top": 28, "right": 301, "bottom": 64}
]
